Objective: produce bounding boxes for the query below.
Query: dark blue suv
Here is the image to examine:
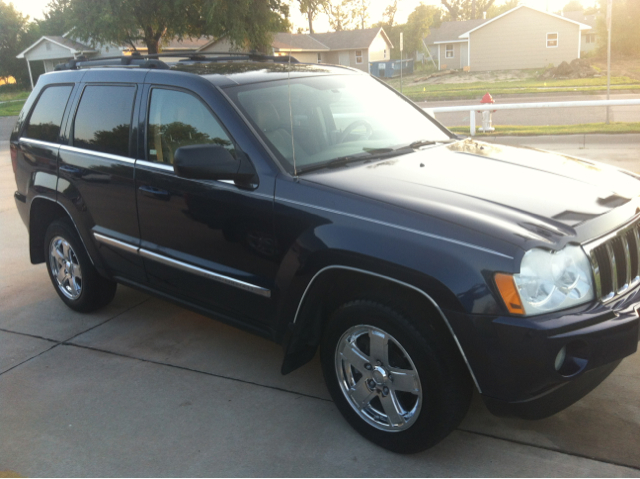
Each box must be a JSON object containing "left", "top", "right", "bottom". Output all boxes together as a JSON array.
[{"left": 11, "top": 54, "right": 640, "bottom": 453}]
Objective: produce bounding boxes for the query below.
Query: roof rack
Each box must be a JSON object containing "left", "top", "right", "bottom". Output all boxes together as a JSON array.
[{"left": 54, "top": 51, "right": 299, "bottom": 71}]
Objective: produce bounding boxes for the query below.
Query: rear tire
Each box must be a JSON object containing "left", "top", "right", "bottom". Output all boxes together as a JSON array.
[
  {"left": 44, "top": 219, "right": 117, "bottom": 312},
  {"left": 320, "top": 300, "right": 472, "bottom": 454}
]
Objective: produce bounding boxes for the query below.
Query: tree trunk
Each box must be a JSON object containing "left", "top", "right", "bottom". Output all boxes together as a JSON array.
[{"left": 308, "top": 13, "right": 314, "bottom": 34}]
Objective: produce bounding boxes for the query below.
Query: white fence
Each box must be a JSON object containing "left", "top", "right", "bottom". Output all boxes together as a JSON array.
[{"left": 426, "top": 99, "right": 640, "bottom": 136}]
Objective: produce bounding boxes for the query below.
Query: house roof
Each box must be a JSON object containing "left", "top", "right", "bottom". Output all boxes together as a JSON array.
[
  {"left": 459, "top": 5, "right": 591, "bottom": 38},
  {"left": 424, "top": 19, "right": 488, "bottom": 45},
  {"left": 17, "top": 35, "right": 95, "bottom": 59},
  {"left": 563, "top": 10, "right": 597, "bottom": 28},
  {"left": 310, "top": 28, "right": 387, "bottom": 50},
  {"left": 272, "top": 33, "right": 330, "bottom": 51}
]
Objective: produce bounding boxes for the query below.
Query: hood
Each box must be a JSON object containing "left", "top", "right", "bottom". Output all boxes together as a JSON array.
[{"left": 302, "top": 139, "right": 640, "bottom": 247}]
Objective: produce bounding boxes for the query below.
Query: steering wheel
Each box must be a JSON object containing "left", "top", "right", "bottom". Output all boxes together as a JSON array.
[{"left": 338, "top": 120, "right": 373, "bottom": 143}]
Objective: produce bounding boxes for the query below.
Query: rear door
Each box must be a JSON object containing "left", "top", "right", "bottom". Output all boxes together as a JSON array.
[
  {"left": 58, "top": 70, "right": 147, "bottom": 283},
  {"left": 135, "top": 80, "right": 278, "bottom": 328}
]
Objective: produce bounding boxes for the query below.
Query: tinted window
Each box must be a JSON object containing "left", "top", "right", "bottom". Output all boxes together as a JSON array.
[
  {"left": 73, "top": 85, "right": 136, "bottom": 157},
  {"left": 147, "top": 88, "right": 233, "bottom": 164},
  {"left": 25, "top": 85, "right": 73, "bottom": 143}
]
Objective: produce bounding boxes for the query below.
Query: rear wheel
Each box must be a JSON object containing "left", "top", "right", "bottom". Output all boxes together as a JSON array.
[
  {"left": 44, "top": 219, "right": 117, "bottom": 312},
  {"left": 321, "top": 300, "right": 472, "bottom": 454}
]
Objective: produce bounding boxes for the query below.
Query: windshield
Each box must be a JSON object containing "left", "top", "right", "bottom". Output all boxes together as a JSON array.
[{"left": 224, "top": 74, "right": 451, "bottom": 174}]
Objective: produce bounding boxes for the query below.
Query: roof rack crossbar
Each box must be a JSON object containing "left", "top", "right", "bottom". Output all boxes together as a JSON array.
[{"left": 53, "top": 50, "right": 299, "bottom": 71}]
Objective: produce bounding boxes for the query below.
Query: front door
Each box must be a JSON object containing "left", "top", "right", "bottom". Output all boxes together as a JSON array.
[
  {"left": 339, "top": 52, "right": 350, "bottom": 66},
  {"left": 135, "top": 86, "right": 278, "bottom": 327}
]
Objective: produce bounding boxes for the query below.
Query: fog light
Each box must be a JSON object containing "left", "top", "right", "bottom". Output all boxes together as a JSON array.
[{"left": 554, "top": 346, "right": 567, "bottom": 371}]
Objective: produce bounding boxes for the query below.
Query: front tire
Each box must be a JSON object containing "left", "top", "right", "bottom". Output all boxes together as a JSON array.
[
  {"left": 320, "top": 300, "right": 472, "bottom": 454},
  {"left": 44, "top": 219, "right": 117, "bottom": 312}
]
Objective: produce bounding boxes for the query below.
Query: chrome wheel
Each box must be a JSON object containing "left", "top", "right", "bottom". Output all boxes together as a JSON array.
[
  {"left": 49, "top": 236, "right": 83, "bottom": 300},
  {"left": 335, "top": 324, "right": 422, "bottom": 432}
]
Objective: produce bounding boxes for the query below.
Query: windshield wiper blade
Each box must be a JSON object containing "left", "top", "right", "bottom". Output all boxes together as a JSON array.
[{"left": 297, "top": 149, "right": 406, "bottom": 175}]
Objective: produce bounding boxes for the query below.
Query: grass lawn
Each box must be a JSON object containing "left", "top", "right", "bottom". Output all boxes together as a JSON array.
[
  {"left": 0, "top": 90, "right": 29, "bottom": 117},
  {"left": 386, "top": 73, "right": 640, "bottom": 102},
  {"left": 449, "top": 122, "right": 640, "bottom": 136}
]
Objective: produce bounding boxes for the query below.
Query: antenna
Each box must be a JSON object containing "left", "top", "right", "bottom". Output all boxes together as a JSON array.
[{"left": 287, "top": 31, "right": 297, "bottom": 177}]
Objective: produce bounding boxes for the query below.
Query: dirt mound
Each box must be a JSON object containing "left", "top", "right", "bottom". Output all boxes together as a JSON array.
[{"left": 540, "top": 59, "right": 599, "bottom": 79}]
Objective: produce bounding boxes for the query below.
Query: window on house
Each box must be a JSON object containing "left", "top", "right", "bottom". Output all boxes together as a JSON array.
[
  {"left": 105, "top": 46, "right": 110, "bottom": 52},
  {"left": 585, "top": 34, "right": 596, "bottom": 44},
  {"left": 355, "top": 50, "right": 363, "bottom": 64},
  {"left": 547, "top": 33, "right": 558, "bottom": 48},
  {"left": 445, "top": 44, "right": 454, "bottom": 58},
  {"left": 384, "top": 49, "right": 387, "bottom": 58},
  {"left": 45, "top": 43, "right": 51, "bottom": 51},
  {"left": 317, "top": 53, "right": 322, "bottom": 63}
]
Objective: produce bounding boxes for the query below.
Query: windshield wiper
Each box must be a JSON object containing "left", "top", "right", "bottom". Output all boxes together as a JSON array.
[{"left": 296, "top": 149, "right": 405, "bottom": 175}]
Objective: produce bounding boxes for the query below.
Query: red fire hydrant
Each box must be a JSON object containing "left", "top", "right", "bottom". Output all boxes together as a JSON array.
[{"left": 478, "top": 92, "right": 496, "bottom": 133}]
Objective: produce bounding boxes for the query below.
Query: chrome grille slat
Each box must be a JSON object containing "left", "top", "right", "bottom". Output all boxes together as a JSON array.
[
  {"left": 583, "top": 217, "right": 640, "bottom": 303},
  {"left": 620, "top": 234, "right": 632, "bottom": 290}
]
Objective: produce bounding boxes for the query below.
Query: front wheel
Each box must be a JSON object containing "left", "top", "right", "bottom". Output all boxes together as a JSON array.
[
  {"left": 45, "top": 219, "right": 117, "bottom": 312},
  {"left": 320, "top": 300, "right": 472, "bottom": 454}
]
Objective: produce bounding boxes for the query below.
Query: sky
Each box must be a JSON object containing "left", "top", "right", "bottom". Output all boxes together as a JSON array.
[{"left": 14, "top": 0, "right": 597, "bottom": 32}]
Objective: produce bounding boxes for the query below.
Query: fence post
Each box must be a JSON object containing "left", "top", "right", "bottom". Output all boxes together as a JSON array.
[{"left": 470, "top": 111, "right": 476, "bottom": 136}]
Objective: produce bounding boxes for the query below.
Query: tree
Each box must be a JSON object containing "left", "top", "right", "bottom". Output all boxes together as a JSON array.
[
  {"left": 440, "top": 0, "right": 496, "bottom": 20},
  {"left": 486, "top": 0, "right": 517, "bottom": 19},
  {"left": 382, "top": 0, "right": 400, "bottom": 29},
  {"left": 596, "top": 0, "right": 640, "bottom": 57},
  {"left": 298, "top": 0, "right": 327, "bottom": 34},
  {"left": 352, "top": 0, "right": 371, "bottom": 29},
  {"left": 0, "top": 0, "right": 37, "bottom": 87},
  {"left": 324, "top": 0, "right": 354, "bottom": 31},
  {"left": 403, "top": 4, "right": 438, "bottom": 55},
  {"left": 38, "top": 0, "right": 74, "bottom": 36},
  {"left": 68, "top": 0, "right": 289, "bottom": 55},
  {"left": 563, "top": 0, "right": 584, "bottom": 14}
]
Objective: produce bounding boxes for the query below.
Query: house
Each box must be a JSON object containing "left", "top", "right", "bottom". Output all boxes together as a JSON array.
[
  {"left": 264, "top": 28, "right": 393, "bottom": 73},
  {"left": 563, "top": 10, "right": 598, "bottom": 54},
  {"left": 17, "top": 27, "right": 392, "bottom": 88},
  {"left": 423, "top": 5, "right": 591, "bottom": 71},
  {"left": 16, "top": 35, "right": 214, "bottom": 89}
]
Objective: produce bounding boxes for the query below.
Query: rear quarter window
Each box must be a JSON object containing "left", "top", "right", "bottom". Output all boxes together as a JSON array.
[
  {"left": 72, "top": 85, "right": 136, "bottom": 158},
  {"left": 24, "top": 85, "right": 73, "bottom": 143}
]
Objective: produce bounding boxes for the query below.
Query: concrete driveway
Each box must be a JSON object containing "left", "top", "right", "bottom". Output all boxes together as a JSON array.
[{"left": 1, "top": 137, "right": 639, "bottom": 477}]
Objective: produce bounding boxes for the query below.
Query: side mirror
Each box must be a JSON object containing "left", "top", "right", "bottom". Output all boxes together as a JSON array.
[{"left": 173, "top": 144, "right": 257, "bottom": 187}]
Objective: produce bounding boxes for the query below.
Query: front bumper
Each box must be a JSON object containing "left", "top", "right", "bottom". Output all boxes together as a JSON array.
[{"left": 445, "top": 285, "right": 640, "bottom": 419}]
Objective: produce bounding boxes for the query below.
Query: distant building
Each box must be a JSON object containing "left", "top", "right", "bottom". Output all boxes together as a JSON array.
[
  {"left": 563, "top": 10, "right": 599, "bottom": 54},
  {"left": 423, "top": 5, "right": 592, "bottom": 71},
  {"left": 264, "top": 28, "right": 394, "bottom": 73},
  {"left": 17, "top": 28, "right": 393, "bottom": 88}
]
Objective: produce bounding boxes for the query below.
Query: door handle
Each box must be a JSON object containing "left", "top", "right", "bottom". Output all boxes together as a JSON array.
[
  {"left": 59, "top": 164, "right": 83, "bottom": 177},
  {"left": 139, "top": 185, "right": 170, "bottom": 200}
]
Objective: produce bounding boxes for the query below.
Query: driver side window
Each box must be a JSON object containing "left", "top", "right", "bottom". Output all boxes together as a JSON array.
[{"left": 147, "top": 88, "right": 233, "bottom": 164}]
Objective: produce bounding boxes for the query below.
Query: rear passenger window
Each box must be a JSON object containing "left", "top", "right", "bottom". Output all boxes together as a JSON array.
[
  {"left": 147, "top": 88, "right": 233, "bottom": 164},
  {"left": 24, "top": 85, "right": 73, "bottom": 143},
  {"left": 73, "top": 85, "right": 136, "bottom": 158}
]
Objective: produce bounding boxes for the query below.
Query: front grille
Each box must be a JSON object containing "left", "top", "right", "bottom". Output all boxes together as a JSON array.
[{"left": 584, "top": 218, "right": 640, "bottom": 302}]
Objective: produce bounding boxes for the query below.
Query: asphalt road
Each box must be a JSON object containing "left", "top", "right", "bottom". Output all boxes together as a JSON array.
[
  {"left": 1, "top": 122, "right": 639, "bottom": 475},
  {"left": 419, "top": 92, "right": 640, "bottom": 127}
]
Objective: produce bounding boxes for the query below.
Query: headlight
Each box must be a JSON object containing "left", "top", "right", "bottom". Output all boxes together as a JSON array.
[{"left": 496, "top": 245, "right": 594, "bottom": 316}]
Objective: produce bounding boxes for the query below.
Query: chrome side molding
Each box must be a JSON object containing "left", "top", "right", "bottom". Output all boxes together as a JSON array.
[{"left": 93, "top": 232, "right": 271, "bottom": 298}]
